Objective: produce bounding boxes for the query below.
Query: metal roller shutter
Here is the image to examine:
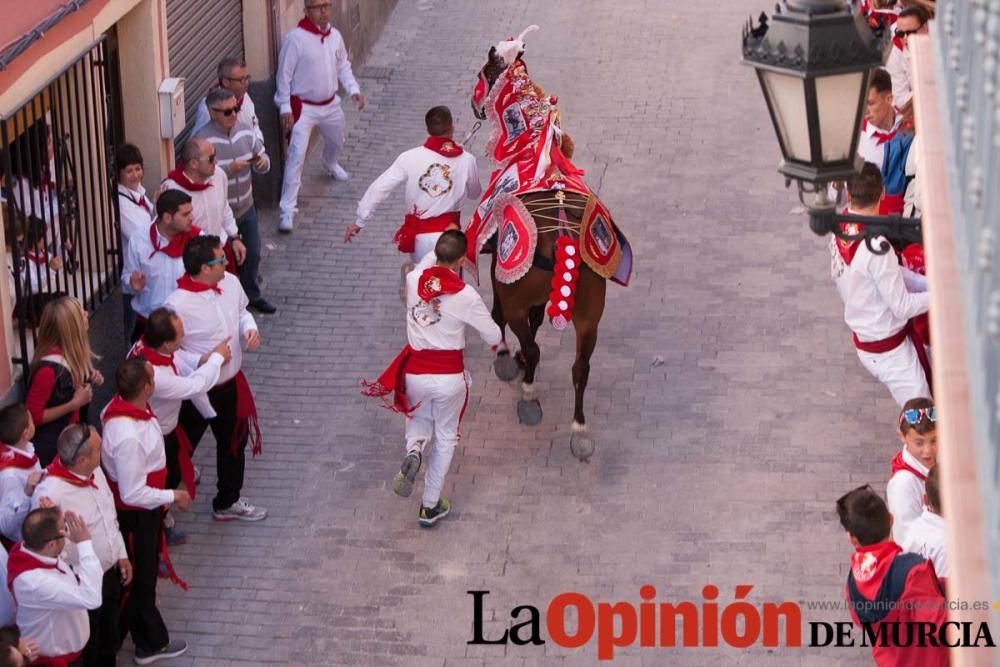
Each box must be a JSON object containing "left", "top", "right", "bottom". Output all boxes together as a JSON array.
[{"left": 165, "top": 0, "right": 245, "bottom": 147}]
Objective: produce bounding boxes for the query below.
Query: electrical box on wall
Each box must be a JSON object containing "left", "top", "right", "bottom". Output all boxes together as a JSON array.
[{"left": 157, "top": 78, "right": 186, "bottom": 139}]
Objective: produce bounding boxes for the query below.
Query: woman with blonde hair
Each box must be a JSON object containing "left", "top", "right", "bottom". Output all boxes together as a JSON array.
[{"left": 24, "top": 296, "right": 104, "bottom": 465}]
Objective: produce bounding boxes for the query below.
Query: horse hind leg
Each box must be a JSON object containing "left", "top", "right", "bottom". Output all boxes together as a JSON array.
[
  {"left": 569, "top": 325, "right": 598, "bottom": 461},
  {"left": 509, "top": 315, "right": 543, "bottom": 425}
]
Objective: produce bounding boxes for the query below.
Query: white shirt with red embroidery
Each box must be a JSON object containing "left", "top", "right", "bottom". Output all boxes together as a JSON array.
[
  {"left": 159, "top": 167, "right": 238, "bottom": 244},
  {"left": 0, "top": 444, "right": 41, "bottom": 542},
  {"left": 164, "top": 272, "right": 257, "bottom": 386},
  {"left": 901, "top": 508, "right": 948, "bottom": 578},
  {"left": 32, "top": 467, "right": 127, "bottom": 572},
  {"left": 274, "top": 23, "right": 360, "bottom": 114},
  {"left": 101, "top": 416, "right": 175, "bottom": 510},
  {"left": 12, "top": 541, "right": 103, "bottom": 658},
  {"left": 857, "top": 114, "right": 903, "bottom": 171},
  {"left": 829, "top": 232, "right": 929, "bottom": 342},
  {"left": 405, "top": 254, "right": 502, "bottom": 353},
  {"left": 355, "top": 145, "right": 482, "bottom": 227},
  {"left": 886, "top": 447, "right": 929, "bottom": 544}
]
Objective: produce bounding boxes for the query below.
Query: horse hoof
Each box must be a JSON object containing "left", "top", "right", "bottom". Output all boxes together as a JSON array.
[
  {"left": 570, "top": 431, "right": 595, "bottom": 462},
  {"left": 517, "top": 399, "right": 543, "bottom": 426},
  {"left": 493, "top": 352, "right": 520, "bottom": 382}
]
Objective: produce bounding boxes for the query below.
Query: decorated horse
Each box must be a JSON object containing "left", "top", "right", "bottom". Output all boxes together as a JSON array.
[{"left": 465, "top": 26, "right": 632, "bottom": 460}]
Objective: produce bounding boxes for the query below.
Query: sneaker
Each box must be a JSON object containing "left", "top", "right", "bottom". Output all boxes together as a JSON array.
[
  {"left": 392, "top": 451, "right": 422, "bottom": 498},
  {"left": 278, "top": 216, "right": 294, "bottom": 233},
  {"left": 213, "top": 498, "right": 268, "bottom": 522},
  {"left": 330, "top": 164, "right": 350, "bottom": 181},
  {"left": 418, "top": 497, "right": 450, "bottom": 528},
  {"left": 135, "top": 639, "right": 188, "bottom": 664},
  {"left": 164, "top": 525, "right": 187, "bottom": 547},
  {"left": 248, "top": 298, "right": 277, "bottom": 314}
]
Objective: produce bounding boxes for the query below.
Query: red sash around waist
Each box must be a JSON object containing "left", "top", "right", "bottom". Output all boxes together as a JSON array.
[
  {"left": 106, "top": 467, "right": 167, "bottom": 513},
  {"left": 393, "top": 211, "right": 461, "bottom": 254},
  {"left": 290, "top": 94, "right": 336, "bottom": 124},
  {"left": 853, "top": 319, "right": 932, "bottom": 392},
  {"left": 33, "top": 650, "right": 82, "bottom": 667},
  {"left": 361, "top": 346, "right": 465, "bottom": 414}
]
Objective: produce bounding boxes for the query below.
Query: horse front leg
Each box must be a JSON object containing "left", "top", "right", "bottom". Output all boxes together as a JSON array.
[
  {"left": 490, "top": 257, "right": 520, "bottom": 382},
  {"left": 509, "top": 316, "right": 543, "bottom": 425}
]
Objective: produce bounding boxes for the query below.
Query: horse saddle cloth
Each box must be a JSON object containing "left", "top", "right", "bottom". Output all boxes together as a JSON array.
[
  {"left": 493, "top": 193, "right": 538, "bottom": 285},
  {"left": 580, "top": 195, "right": 632, "bottom": 287}
]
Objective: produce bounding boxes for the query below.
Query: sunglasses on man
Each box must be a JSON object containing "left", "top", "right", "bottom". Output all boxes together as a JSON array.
[
  {"left": 211, "top": 104, "right": 242, "bottom": 117},
  {"left": 67, "top": 424, "right": 94, "bottom": 464},
  {"left": 896, "top": 27, "right": 923, "bottom": 38},
  {"left": 899, "top": 406, "right": 936, "bottom": 427},
  {"left": 206, "top": 256, "right": 228, "bottom": 267}
]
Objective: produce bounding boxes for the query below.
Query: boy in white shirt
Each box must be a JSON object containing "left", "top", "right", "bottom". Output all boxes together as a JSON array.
[
  {"left": 901, "top": 463, "right": 948, "bottom": 583},
  {"left": 0, "top": 403, "right": 43, "bottom": 544},
  {"left": 886, "top": 398, "right": 937, "bottom": 544}
]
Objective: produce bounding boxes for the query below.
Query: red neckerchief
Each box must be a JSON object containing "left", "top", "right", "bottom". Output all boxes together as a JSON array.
[
  {"left": 148, "top": 222, "right": 202, "bottom": 259},
  {"left": 128, "top": 337, "right": 179, "bottom": 375},
  {"left": 0, "top": 445, "right": 38, "bottom": 471},
  {"left": 45, "top": 457, "right": 97, "bottom": 489},
  {"left": 25, "top": 250, "right": 48, "bottom": 266},
  {"left": 835, "top": 211, "right": 865, "bottom": 266},
  {"left": 424, "top": 136, "right": 464, "bottom": 157},
  {"left": 176, "top": 274, "right": 222, "bottom": 295},
  {"left": 417, "top": 266, "right": 465, "bottom": 302},
  {"left": 120, "top": 186, "right": 151, "bottom": 213},
  {"left": 166, "top": 166, "right": 212, "bottom": 192},
  {"left": 100, "top": 395, "right": 156, "bottom": 423},
  {"left": 892, "top": 35, "right": 904, "bottom": 51},
  {"left": 891, "top": 450, "right": 928, "bottom": 481},
  {"left": 861, "top": 118, "right": 897, "bottom": 146},
  {"left": 298, "top": 17, "right": 331, "bottom": 42},
  {"left": 850, "top": 541, "right": 902, "bottom": 599},
  {"left": 7, "top": 543, "right": 64, "bottom": 595}
]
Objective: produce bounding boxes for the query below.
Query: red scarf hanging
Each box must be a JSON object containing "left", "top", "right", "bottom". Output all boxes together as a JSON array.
[
  {"left": 148, "top": 222, "right": 202, "bottom": 260},
  {"left": 176, "top": 274, "right": 222, "bottom": 295},
  {"left": 424, "top": 136, "right": 464, "bottom": 157},
  {"left": 45, "top": 458, "right": 97, "bottom": 489},
  {"left": 128, "top": 338, "right": 178, "bottom": 375},
  {"left": 233, "top": 372, "right": 262, "bottom": 458},
  {"left": 861, "top": 118, "right": 897, "bottom": 146},
  {"left": 0, "top": 446, "right": 38, "bottom": 471},
  {"left": 25, "top": 250, "right": 48, "bottom": 267},
  {"left": 361, "top": 346, "right": 464, "bottom": 415},
  {"left": 100, "top": 395, "right": 156, "bottom": 423},
  {"left": 298, "top": 17, "right": 331, "bottom": 42},
  {"left": 417, "top": 266, "right": 465, "bottom": 302},
  {"left": 120, "top": 187, "right": 151, "bottom": 213},
  {"left": 890, "top": 450, "right": 928, "bottom": 481},
  {"left": 165, "top": 167, "right": 212, "bottom": 192},
  {"left": 173, "top": 426, "right": 197, "bottom": 498},
  {"left": 6, "top": 543, "right": 63, "bottom": 597}
]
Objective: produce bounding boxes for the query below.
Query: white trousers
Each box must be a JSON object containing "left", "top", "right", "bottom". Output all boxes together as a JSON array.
[
  {"left": 856, "top": 338, "right": 930, "bottom": 407},
  {"left": 412, "top": 231, "right": 444, "bottom": 264},
  {"left": 279, "top": 99, "right": 346, "bottom": 218},
  {"left": 404, "top": 371, "right": 469, "bottom": 508}
]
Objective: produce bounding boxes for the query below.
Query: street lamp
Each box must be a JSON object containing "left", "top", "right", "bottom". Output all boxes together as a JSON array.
[{"left": 742, "top": 0, "right": 923, "bottom": 253}]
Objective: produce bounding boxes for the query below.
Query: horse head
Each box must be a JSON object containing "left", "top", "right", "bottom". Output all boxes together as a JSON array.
[{"left": 471, "top": 25, "right": 540, "bottom": 120}]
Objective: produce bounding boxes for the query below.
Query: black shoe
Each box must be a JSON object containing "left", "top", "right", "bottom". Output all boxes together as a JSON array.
[
  {"left": 418, "top": 497, "right": 451, "bottom": 528},
  {"left": 392, "top": 451, "right": 422, "bottom": 498},
  {"left": 248, "top": 299, "right": 277, "bottom": 314}
]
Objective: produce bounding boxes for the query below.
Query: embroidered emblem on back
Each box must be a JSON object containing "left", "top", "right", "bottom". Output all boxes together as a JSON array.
[
  {"left": 419, "top": 164, "right": 453, "bottom": 197},
  {"left": 411, "top": 300, "right": 442, "bottom": 326}
]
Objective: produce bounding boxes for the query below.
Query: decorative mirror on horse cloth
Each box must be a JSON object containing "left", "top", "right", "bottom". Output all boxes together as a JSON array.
[
  {"left": 492, "top": 194, "right": 537, "bottom": 284},
  {"left": 580, "top": 195, "right": 632, "bottom": 287}
]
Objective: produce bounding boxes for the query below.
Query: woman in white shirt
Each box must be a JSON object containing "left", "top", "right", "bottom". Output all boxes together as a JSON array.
[{"left": 116, "top": 144, "right": 154, "bottom": 340}]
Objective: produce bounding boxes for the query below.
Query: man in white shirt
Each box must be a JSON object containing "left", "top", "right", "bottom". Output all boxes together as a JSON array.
[
  {"left": 274, "top": 0, "right": 365, "bottom": 232},
  {"left": 901, "top": 462, "right": 948, "bottom": 581},
  {"left": 857, "top": 69, "right": 902, "bottom": 172},
  {"left": 884, "top": 6, "right": 930, "bottom": 114},
  {"left": 159, "top": 139, "right": 247, "bottom": 267},
  {"left": 0, "top": 403, "right": 43, "bottom": 545},
  {"left": 191, "top": 58, "right": 265, "bottom": 145},
  {"left": 121, "top": 189, "right": 201, "bottom": 342},
  {"left": 168, "top": 237, "right": 267, "bottom": 522},
  {"left": 830, "top": 163, "right": 930, "bottom": 405},
  {"left": 101, "top": 359, "right": 190, "bottom": 665},
  {"left": 363, "top": 232, "right": 502, "bottom": 527},
  {"left": 33, "top": 424, "right": 131, "bottom": 667},
  {"left": 346, "top": 106, "right": 482, "bottom": 264},
  {"left": 8, "top": 507, "right": 102, "bottom": 664}
]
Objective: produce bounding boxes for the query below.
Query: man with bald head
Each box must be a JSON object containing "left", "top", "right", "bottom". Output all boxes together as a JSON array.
[{"left": 160, "top": 138, "right": 247, "bottom": 268}]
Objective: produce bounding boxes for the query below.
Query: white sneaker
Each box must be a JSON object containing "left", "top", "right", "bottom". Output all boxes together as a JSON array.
[
  {"left": 213, "top": 498, "right": 267, "bottom": 522},
  {"left": 278, "top": 216, "right": 294, "bottom": 233},
  {"left": 330, "top": 164, "right": 350, "bottom": 181}
]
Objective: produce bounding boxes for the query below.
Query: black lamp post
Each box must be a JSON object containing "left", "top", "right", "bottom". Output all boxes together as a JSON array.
[{"left": 742, "top": 0, "right": 923, "bottom": 253}]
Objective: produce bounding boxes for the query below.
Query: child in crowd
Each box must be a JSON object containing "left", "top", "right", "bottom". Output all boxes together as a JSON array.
[
  {"left": 902, "top": 463, "right": 948, "bottom": 584},
  {"left": 886, "top": 397, "right": 936, "bottom": 543},
  {"left": 24, "top": 297, "right": 103, "bottom": 466},
  {"left": 18, "top": 216, "right": 63, "bottom": 327},
  {"left": 0, "top": 403, "right": 43, "bottom": 545},
  {"left": 836, "top": 485, "right": 949, "bottom": 667}
]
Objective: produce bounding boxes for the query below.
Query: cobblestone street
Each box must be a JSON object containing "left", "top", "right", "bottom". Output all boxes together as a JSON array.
[{"left": 154, "top": 1, "right": 902, "bottom": 664}]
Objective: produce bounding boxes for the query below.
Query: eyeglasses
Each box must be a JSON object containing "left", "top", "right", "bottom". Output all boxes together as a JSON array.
[
  {"left": 206, "top": 256, "right": 228, "bottom": 267},
  {"left": 222, "top": 75, "right": 251, "bottom": 84},
  {"left": 896, "top": 27, "right": 922, "bottom": 38},
  {"left": 68, "top": 424, "right": 92, "bottom": 464},
  {"left": 197, "top": 154, "right": 217, "bottom": 163},
  {"left": 899, "top": 407, "right": 936, "bottom": 427},
  {"left": 211, "top": 105, "right": 241, "bottom": 117},
  {"left": 306, "top": 2, "right": 331, "bottom": 9}
]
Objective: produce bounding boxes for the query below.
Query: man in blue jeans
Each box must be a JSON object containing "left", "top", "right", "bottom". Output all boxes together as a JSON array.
[{"left": 195, "top": 87, "right": 277, "bottom": 314}]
